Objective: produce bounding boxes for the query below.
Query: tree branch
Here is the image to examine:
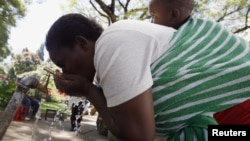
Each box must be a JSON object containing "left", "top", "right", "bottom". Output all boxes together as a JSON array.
[
  {"left": 117, "top": 0, "right": 125, "bottom": 10},
  {"left": 217, "top": 5, "right": 241, "bottom": 22},
  {"left": 90, "top": 0, "right": 108, "bottom": 18},
  {"left": 244, "top": 6, "right": 250, "bottom": 26},
  {"left": 117, "top": 0, "right": 130, "bottom": 13},
  {"left": 111, "top": 0, "right": 115, "bottom": 13},
  {"left": 233, "top": 6, "right": 250, "bottom": 34},
  {"left": 233, "top": 25, "right": 250, "bottom": 34},
  {"left": 94, "top": 0, "right": 117, "bottom": 23},
  {"left": 125, "top": 0, "right": 131, "bottom": 11}
]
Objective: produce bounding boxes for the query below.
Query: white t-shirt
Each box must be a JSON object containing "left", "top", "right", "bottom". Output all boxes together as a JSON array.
[{"left": 94, "top": 20, "right": 175, "bottom": 107}]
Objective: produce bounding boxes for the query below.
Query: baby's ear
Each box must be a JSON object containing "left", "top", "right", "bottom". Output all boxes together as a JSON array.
[{"left": 171, "top": 8, "right": 181, "bottom": 22}]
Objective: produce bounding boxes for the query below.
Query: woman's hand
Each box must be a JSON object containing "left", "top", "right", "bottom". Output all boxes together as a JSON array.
[{"left": 53, "top": 70, "right": 93, "bottom": 96}]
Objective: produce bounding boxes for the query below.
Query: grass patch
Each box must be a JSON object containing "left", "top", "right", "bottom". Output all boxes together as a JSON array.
[
  {"left": 40, "top": 102, "right": 67, "bottom": 113},
  {"left": 0, "top": 102, "right": 68, "bottom": 115}
]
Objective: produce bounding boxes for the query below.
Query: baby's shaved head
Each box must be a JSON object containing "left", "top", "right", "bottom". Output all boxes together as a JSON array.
[
  {"left": 149, "top": 0, "right": 194, "bottom": 29},
  {"left": 166, "top": 0, "right": 194, "bottom": 13}
]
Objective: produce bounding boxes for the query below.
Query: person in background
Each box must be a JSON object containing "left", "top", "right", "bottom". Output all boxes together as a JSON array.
[
  {"left": 21, "top": 89, "right": 40, "bottom": 120},
  {"left": 70, "top": 99, "right": 87, "bottom": 131},
  {"left": 45, "top": 13, "right": 250, "bottom": 141},
  {"left": 149, "top": 0, "right": 250, "bottom": 126}
]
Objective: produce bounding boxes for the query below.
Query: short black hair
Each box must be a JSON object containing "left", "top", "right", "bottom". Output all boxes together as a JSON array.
[{"left": 45, "top": 13, "right": 104, "bottom": 51}]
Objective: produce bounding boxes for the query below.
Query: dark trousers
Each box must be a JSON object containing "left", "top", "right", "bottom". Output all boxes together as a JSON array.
[
  {"left": 70, "top": 114, "right": 82, "bottom": 130},
  {"left": 22, "top": 96, "right": 39, "bottom": 117}
]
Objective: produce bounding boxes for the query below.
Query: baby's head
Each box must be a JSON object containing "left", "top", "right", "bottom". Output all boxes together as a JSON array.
[{"left": 149, "top": 0, "right": 194, "bottom": 29}]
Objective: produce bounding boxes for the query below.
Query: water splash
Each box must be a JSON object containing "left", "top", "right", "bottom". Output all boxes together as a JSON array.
[
  {"left": 37, "top": 97, "right": 86, "bottom": 140},
  {"left": 31, "top": 98, "right": 44, "bottom": 141},
  {"left": 74, "top": 114, "right": 82, "bottom": 136}
]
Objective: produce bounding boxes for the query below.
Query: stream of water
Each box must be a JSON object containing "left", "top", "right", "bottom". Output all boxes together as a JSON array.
[{"left": 30, "top": 98, "right": 85, "bottom": 141}]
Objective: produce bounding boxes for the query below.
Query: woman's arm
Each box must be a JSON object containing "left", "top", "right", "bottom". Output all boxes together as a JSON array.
[
  {"left": 53, "top": 72, "right": 156, "bottom": 140},
  {"left": 87, "top": 85, "right": 155, "bottom": 141}
]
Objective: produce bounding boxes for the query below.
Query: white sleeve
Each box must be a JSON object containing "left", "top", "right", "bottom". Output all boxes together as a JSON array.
[{"left": 95, "top": 30, "right": 157, "bottom": 107}]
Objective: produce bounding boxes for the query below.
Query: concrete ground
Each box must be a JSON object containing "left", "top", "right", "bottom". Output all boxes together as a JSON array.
[{"left": 2, "top": 114, "right": 108, "bottom": 141}]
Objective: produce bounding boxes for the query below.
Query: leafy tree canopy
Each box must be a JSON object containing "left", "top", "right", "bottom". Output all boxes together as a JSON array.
[
  {"left": 194, "top": 0, "right": 250, "bottom": 34},
  {"left": 62, "top": 0, "right": 250, "bottom": 37},
  {"left": 13, "top": 48, "right": 42, "bottom": 75},
  {"left": 0, "top": 0, "right": 30, "bottom": 61}
]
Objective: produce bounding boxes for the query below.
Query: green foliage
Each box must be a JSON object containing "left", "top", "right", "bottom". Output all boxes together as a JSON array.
[
  {"left": 123, "top": 7, "right": 149, "bottom": 20},
  {"left": 58, "top": 108, "right": 68, "bottom": 121},
  {"left": 7, "top": 67, "right": 16, "bottom": 80},
  {"left": 13, "top": 48, "right": 42, "bottom": 75},
  {"left": 33, "top": 90, "right": 42, "bottom": 101},
  {"left": 193, "top": 0, "right": 249, "bottom": 33},
  {"left": 40, "top": 102, "right": 67, "bottom": 113},
  {"left": 63, "top": 0, "right": 250, "bottom": 34},
  {"left": 0, "top": 62, "right": 7, "bottom": 75},
  {"left": 62, "top": 0, "right": 149, "bottom": 25},
  {"left": 0, "top": 80, "right": 16, "bottom": 109},
  {"left": 46, "top": 93, "right": 64, "bottom": 103},
  {"left": 0, "top": 0, "right": 28, "bottom": 61},
  {"left": 41, "top": 102, "right": 68, "bottom": 121}
]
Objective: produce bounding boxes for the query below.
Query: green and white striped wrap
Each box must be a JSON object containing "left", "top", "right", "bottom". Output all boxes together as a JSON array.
[{"left": 151, "top": 17, "right": 250, "bottom": 140}]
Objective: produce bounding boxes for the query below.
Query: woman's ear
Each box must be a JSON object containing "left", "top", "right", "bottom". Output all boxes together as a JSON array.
[{"left": 75, "top": 35, "right": 89, "bottom": 49}]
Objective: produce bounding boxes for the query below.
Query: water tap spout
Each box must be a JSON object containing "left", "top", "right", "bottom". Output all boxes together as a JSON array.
[
  {"left": 0, "top": 74, "right": 51, "bottom": 140},
  {"left": 0, "top": 76, "right": 41, "bottom": 140},
  {"left": 17, "top": 76, "right": 49, "bottom": 94}
]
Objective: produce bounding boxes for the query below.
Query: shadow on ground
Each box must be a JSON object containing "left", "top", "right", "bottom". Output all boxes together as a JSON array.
[{"left": 2, "top": 115, "right": 108, "bottom": 141}]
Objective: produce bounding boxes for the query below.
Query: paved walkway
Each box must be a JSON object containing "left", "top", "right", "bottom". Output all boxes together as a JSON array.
[{"left": 2, "top": 115, "right": 108, "bottom": 141}]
